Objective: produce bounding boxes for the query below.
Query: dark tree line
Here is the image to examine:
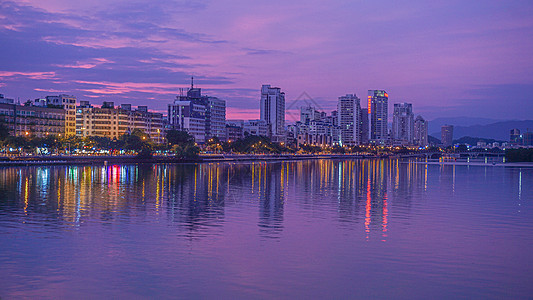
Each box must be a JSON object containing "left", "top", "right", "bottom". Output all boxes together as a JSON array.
[{"left": 506, "top": 149, "right": 533, "bottom": 162}]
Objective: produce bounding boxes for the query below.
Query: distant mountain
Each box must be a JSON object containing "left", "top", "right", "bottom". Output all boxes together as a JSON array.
[
  {"left": 428, "top": 135, "right": 441, "bottom": 145},
  {"left": 428, "top": 117, "right": 506, "bottom": 134},
  {"left": 453, "top": 136, "right": 505, "bottom": 145},
  {"left": 430, "top": 120, "right": 533, "bottom": 141}
]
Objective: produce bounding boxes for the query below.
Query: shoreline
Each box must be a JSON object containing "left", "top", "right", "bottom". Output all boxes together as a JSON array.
[
  {"left": 0, "top": 154, "right": 372, "bottom": 166},
  {"left": 0, "top": 154, "right": 531, "bottom": 167}
]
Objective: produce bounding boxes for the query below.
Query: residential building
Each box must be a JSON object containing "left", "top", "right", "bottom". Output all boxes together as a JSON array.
[
  {"left": 0, "top": 102, "right": 65, "bottom": 137},
  {"left": 206, "top": 97, "right": 226, "bottom": 140},
  {"left": 441, "top": 124, "right": 454, "bottom": 147},
  {"left": 40, "top": 95, "right": 77, "bottom": 136},
  {"left": 168, "top": 79, "right": 226, "bottom": 143},
  {"left": 76, "top": 101, "right": 164, "bottom": 142},
  {"left": 300, "top": 105, "right": 321, "bottom": 124},
  {"left": 225, "top": 124, "right": 244, "bottom": 142},
  {"left": 337, "top": 94, "right": 361, "bottom": 146},
  {"left": 523, "top": 131, "right": 533, "bottom": 146},
  {"left": 0, "top": 94, "right": 14, "bottom": 104},
  {"left": 360, "top": 107, "right": 369, "bottom": 145},
  {"left": 510, "top": 128, "right": 521, "bottom": 145},
  {"left": 260, "top": 84, "right": 285, "bottom": 140},
  {"left": 414, "top": 115, "right": 428, "bottom": 146},
  {"left": 244, "top": 119, "right": 269, "bottom": 137},
  {"left": 392, "top": 103, "right": 414, "bottom": 145},
  {"left": 368, "top": 90, "right": 388, "bottom": 143}
]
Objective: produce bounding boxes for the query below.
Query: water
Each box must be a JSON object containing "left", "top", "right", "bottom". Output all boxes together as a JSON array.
[{"left": 0, "top": 159, "right": 532, "bottom": 299}]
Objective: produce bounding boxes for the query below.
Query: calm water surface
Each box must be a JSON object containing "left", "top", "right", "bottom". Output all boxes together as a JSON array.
[{"left": 0, "top": 159, "right": 532, "bottom": 299}]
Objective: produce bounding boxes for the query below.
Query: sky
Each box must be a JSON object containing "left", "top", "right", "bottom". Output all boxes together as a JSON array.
[{"left": 1, "top": 0, "right": 532, "bottom": 121}]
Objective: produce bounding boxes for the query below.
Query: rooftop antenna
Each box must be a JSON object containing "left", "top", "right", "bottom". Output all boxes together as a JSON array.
[{"left": 191, "top": 76, "right": 194, "bottom": 89}]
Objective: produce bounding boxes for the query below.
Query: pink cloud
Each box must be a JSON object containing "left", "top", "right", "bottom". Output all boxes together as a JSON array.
[
  {"left": 226, "top": 108, "right": 259, "bottom": 120},
  {"left": 0, "top": 71, "right": 56, "bottom": 80}
]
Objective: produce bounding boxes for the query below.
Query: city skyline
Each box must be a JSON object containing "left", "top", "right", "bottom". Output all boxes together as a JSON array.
[{"left": 1, "top": 1, "right": 532, "bottom": 120}]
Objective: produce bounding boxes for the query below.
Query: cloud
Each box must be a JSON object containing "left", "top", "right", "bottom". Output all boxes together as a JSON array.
[{"left": 1, "top": 0, "right": 533, "bottom": 120}]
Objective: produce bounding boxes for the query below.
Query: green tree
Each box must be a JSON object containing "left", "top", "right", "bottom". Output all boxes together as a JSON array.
[
  {"left": 120, "top": 129, "right": 153, "bottom": 158},
  {"left": 0, "top": 119, "right": 9, "bottom": 141},
  {"left": 166, "top": 130, "right": 194, "bottom": 145}
]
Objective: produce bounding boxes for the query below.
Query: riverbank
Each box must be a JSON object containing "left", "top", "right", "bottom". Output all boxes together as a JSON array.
[
  {"left": 415, "top": 160, "right": 533, "bottom": 168},
  {"left": 1, "top": 153, "right": 529, "bottom": 167},
  {"left": 0, "top": 153, "right": 374, "bottom": 166}
]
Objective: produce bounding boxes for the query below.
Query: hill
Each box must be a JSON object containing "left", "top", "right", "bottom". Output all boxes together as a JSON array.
[
  {"left": 452, "top": 136, "right": 505, "bottom": 145},
  {"left": 428, "top": 117, "right": 505, "bottom": 134},
  {"left": 430, "top": 120, "right": 533, "bottom": 141}
]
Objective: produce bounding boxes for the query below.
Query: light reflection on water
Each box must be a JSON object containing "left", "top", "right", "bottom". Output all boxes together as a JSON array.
[{"left": 0, "top": 159, "right": 532, "bottom": 299}]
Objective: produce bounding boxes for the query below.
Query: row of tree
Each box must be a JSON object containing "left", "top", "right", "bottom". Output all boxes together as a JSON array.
[
  {"left": 0, "top": 121, "right": 200, "bottom": 159},
  {"left": 506, "top": 149, "right": 533, "bottom": 162}
]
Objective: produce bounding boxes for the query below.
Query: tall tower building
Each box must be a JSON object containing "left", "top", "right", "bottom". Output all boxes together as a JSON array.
[
  {"left": 414, "top": 115, "right": 428, "bottom": 146},
  {"left": 300, "top": 105, "right": 321, "bottom": 124},
  {"left": 441, "top": 124, "right": 454, "bottom": 147},
  {"left": 392, "top": 103, "right": 414, "bottom": 145},
  {"left": 360, "top": 107, "right": 369, "bottom": 145},
  {"left": 168, "top": 77, "right": 226, "bottom": 143},
  {"left": 510, "top": 128, "right": 521, "bottom": 145},
  {"left": 337, "top": 94, "right": 361, "bottom": 146},
  {"left": 260, "top": 84, "right": 285, "bottom": 139},
  {"left": 368, "top": 90, "right": 388, "bottom": 143}
]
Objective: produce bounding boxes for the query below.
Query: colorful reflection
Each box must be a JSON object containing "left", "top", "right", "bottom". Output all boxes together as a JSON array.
[{"left": 0, "top": 159, "right": 522, "bottom": 240}]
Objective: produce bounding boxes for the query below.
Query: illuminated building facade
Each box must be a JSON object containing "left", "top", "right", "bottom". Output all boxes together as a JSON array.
[
  {"left": 368, "top": 90, "right": 389, "bottom": 143},
  {"left": 392, "top": 103, "right": 414, "bottom": 145},
  {"left": 43, "top": 95, "right": 77, "bottom": 136},
  {"left": 510, "top": 128, "right": 521, "bottom": 145},
  {"left": 260, "top": 84, "right": 285, "bottom": 141},
  {"left": 337, "top": 94, "right": 362, "bottom": 146},
  {"left": 441, "top": 124, "right": 454, "bottom": 147},
  {"left": 360, "top": 107, "right": 369, "bottom": 145},
  {"left": 168, "top": 79, "right": 226, "bottom": 143},
  {"left": 76, "top": 101, "right": 164, "bottom": 142},
  {"left": 0, "top": 102, "right": 65, "bottom": 137},
  {"left": 414, "top": 115, "right": 428, "bottom": 146}
]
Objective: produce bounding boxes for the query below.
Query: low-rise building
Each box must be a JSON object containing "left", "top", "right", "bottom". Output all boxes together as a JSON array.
[
  {"left": 76, "top": 101, "right": 164, "bottom": 143},
  {"left": 0, "top": 102, "right": 65, "bottom": 137}
]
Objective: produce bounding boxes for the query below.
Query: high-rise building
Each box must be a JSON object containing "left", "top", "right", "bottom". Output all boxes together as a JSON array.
[
  {"left": 510, "top": 128, "right": 521, "bottom": 145},
  {"left": 523, "top": 131, "right": 533, "bottom": 146},
  {"left": 337, "top": 94, "right": 361, "bottom": 146},
  {"left": 168, "top": 78, "right": 226, "bottom": 143},
  {"left": 260, "top": 84, "right": 285, "bottom": 140},
  {"left": 206, "top": 97, "right": 226, "bottom": 140},
  {"left": 368, "top": 90, "right": 388, "bottom": 143},
  {"left": 300, "top": 105, "right": 322, "bottom": 124},
  {"left": 414, "top": 115, "right": 428, "bottom": 147},
  {"left": 360, "top": 107, "right": 369, "bottom": 144},
  {"left": 441, "top": 124, "right": 454, "bottom": 147},
  {"left": 392, "top": 103, "right": 414, "bottom": 145},
  {"left": 168, "top": 98, "right": 206, "bottom": 143}
]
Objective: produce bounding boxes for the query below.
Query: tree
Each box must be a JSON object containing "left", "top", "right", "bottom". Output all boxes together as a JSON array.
[
  {"left": 166, "top": 130, "right": 194, "bottom": 145},
  {"left": 0, "top": 119, "right": 9, "bottom": 142},
  {"left": 166, "top": 130, "right": 199, "bottom": 159},
  {"left": 119, "top": 129, "right": 153, "bottom": 158},
  {"left": 455, "top": 144, "right": 468, "bottom": 152}
]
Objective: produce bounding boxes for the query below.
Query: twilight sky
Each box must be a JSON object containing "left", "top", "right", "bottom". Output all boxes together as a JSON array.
[{"left": 1, "top": 0, "right": 532, "bottom": 120}]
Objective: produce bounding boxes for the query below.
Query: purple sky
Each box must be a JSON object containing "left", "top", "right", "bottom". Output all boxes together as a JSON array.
[{"left": 1, "top": 0, "right": 532, "bottom": 120}]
